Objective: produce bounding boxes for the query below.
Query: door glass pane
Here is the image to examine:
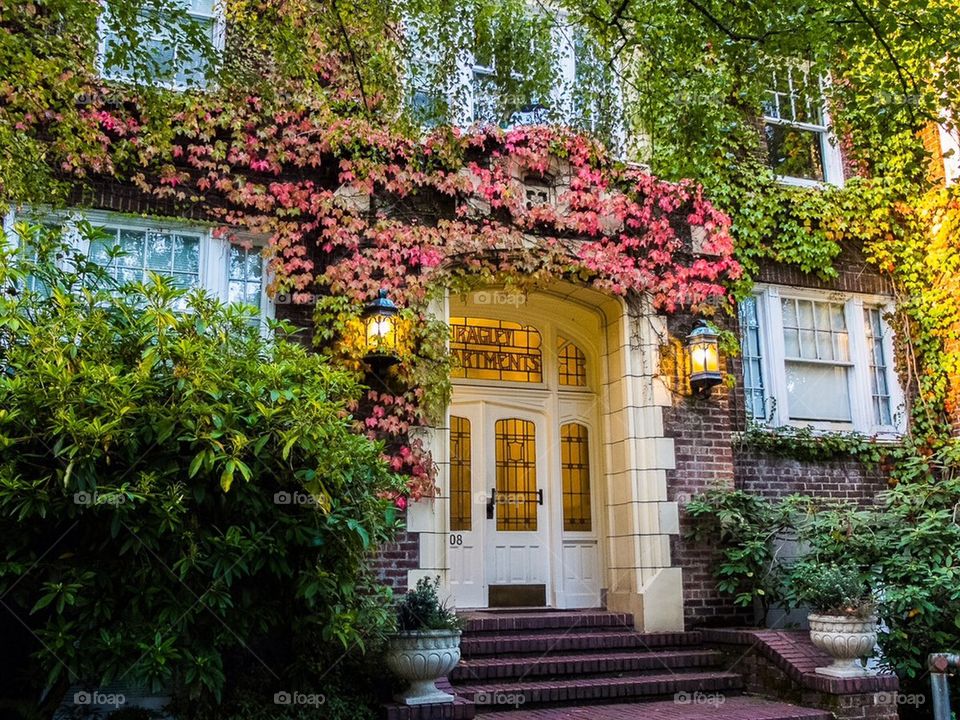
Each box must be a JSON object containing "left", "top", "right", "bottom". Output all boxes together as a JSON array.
[
  {"left": 495, "top": 419, "right": 537, "bottom": 532},
  {"left": 449, "top": 416, "right": 472, "bottom": 532},
  {"left": 561, "top": 424, "right": 591, "bottom": 531}
]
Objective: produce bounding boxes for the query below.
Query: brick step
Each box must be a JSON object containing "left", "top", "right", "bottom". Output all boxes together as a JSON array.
[
  {"left": 460, "top": 630, "right": 702, "bottom": 658},
  {"left": 455, "top": 670, "right": 744, "bottom": 710},
  {"left": 451, "top": 649, "right": 724, "bottom": 682},
  {"left": 460, "top": 611, "right": 634, "bottom": 634},
  {"left": 383, "top": 695, "right": 476, "bottom": 720},
  {"left": 474, "top": 695, "right": 832, "bottom": 719}
]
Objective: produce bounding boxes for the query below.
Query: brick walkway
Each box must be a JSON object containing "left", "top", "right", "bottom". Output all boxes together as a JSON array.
[{"left": 485, "top": 696, "right": 831, "bottom": 720}]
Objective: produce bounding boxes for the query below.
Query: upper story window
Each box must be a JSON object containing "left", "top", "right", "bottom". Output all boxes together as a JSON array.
[
  {"left": 100, "top": 0, "right": 223, "bottom": 89},
  {"left": 762, "top": 66, "right": 843, "bottom": 186},
  {"left": 739, "top": 287, "right": 901, "bottom": 435},
  {"left": 468, "top": 46, "right": 551, "bottom": 127}
]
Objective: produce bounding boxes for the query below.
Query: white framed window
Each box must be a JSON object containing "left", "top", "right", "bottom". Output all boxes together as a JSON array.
[
  {"left": 99, "top": 0, "right": 225, "bottom": 89},
  {"left": 88, "top": 225, "right": 202, "bottom": 288},
  {"left": 741, "top": 286, "right": 903, "bottom": 436},
  {"left": 762, "top": 65, "right": 844, "bottom": 186},
  {"left": 5, "top": 210, "right": 272, "bottom": 322}
]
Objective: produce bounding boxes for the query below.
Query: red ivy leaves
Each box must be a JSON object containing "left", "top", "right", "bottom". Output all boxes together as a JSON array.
[{"left": 65, "top": 95, "right": 742, "bottom": 497}]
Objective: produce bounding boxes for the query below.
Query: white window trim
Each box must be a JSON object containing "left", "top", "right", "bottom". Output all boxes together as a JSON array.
[
  {"left": 939, "top": 118, "right": 960, "bottom": 185},
  {"left": 4, "top": 208, "right": 274, "bottom": 325},
  {"left": 763, "top": 71, "right": 845, "bottom": 188},
  {"left": 751, "top": 284, "right": 904, "bottom": 437},
  {"left": 96, "top": 0, "right": 227, "bottom": 91}
]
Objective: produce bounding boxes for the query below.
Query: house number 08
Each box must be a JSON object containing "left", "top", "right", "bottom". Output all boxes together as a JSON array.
[{"left": 449, "top": 534, "right": 463, "bottom": 546}]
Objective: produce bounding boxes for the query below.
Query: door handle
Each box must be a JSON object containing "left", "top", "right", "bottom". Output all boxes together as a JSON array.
[
  {"left": 537, "top": 489, "right": 543, "bottom": 506},
  {"left": 486, "top": 488, "right": 496, "bottom": 520}
]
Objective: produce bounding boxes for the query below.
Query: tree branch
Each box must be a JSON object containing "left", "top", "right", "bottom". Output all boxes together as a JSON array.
[
  {"left": 331, "top": 0, "right": 370, "bottom": 116},
  {"left": 848, "top": 0, "right": 917, "bottom": 124}
]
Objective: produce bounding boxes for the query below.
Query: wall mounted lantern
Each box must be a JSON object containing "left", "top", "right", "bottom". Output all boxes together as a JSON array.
[
  {"left": 686, "top": 320, "right": 722, "bottom": 396},
  {"left": 362, "top": 288, "right": 401, "bottom": 368}
]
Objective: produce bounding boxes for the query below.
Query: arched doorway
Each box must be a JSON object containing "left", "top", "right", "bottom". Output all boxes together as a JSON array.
[{"left": 445, "top": 303, "right": 604, "bottom": 609}]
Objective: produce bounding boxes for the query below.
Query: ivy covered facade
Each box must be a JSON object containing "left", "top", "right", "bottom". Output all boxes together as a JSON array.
[{"left": 3, "top": 0, "right": 960, "bottom": 639}]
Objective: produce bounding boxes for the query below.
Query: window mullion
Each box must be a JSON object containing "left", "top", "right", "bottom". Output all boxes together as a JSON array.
[{"left": 204, "top": 232, "right": 228, "bottom": 301}]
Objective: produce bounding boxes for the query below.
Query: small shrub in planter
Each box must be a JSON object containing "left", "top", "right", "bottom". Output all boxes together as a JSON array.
[
  {"left": 386, "top": 578, "right": 463, "bottom": 705},
  {"left": 787, "top": 562, "right": 878, "bottom": 678}
]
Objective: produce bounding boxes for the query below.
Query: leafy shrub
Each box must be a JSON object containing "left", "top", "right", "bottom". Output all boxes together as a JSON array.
[
  {"left": 0, "top": 225, "right": 405, "bottom": 716},
  {"left": 394, "top": 577, "right": 462, "bottom": 633},
  {"left": 785, "top": 562, "right": 875, "bottom": 618},
  {"left": 688, "top": 446, "right": 960, "bottom": 681},
  {"left": 685, "top": 489, "right": 796, "bottom": 621}
]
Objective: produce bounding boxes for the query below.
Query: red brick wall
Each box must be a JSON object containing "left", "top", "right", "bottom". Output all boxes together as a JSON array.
[
  {"left": 665, "top": 243, "right": 896, "bottom": 627},
  {"left": 756, "top": 242, "right": 892, "bottom": 297},
  {"left": 371, "top": 524, "right": 420, "bottom": 593},
  {"left": 665, "top": 395, "right": 752, "bottom": 627},
  {"left": 664, "top": 314, "right": 752, "bottom": 627},
  {"left": 734, "top": 450, "right": 889, "bottom": 502}
]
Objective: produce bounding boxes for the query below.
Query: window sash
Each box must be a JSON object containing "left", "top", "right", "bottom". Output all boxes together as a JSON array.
[
  {"left": 864, "top": 306, "right": 893, "bottom": 427},
  {"left": 88, "top": 226, "right": 202, "bottom": 288},
  {"left": 763, "top": 66, "right": 825, "bottom": 126},
  {"left": 739, "top": 296, "right": 767, "bottom": 421},
  {"left": 99, "top": 1, "right": 221, "bottom": 88},
  {"left": 10, "top": 211, "right": 270, "bottom": 323}
]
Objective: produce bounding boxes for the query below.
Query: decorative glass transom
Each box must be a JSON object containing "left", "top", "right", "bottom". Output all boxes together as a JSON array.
[
  {"left": 450, "top": 317, "right": 543, "bottom": 383},
  {"left": 557, "top": 336, "right": 587, "bottom": 387}
]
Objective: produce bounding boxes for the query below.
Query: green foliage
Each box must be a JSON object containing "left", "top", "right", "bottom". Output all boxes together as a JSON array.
[
  {"left": 685, "top": 489, "right": 795, "bottom": 620},
  {"left": 738, "top": 421, "right": 888, "bottom": 464},
  {"left": 0, "top": 224, "right": 404, "bottom": 712},
  {"left": 785, "top": 561, "right": 875, "bottom": 618},
  {"left": 394, "top": 577, "right": 463, "bottom": 633},
  {"left": 688, "top": 441, "right": 960, "bottom": 680}
]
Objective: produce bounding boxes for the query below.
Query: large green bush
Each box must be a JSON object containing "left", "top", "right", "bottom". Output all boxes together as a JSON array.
[{"left": 0, "top": 224, "right": 404, "bottom": 718}]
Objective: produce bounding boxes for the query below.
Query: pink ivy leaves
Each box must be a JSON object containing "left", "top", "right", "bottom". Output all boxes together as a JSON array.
[{"left": 70, "top": 99, "right": 742, "bottom": 499}]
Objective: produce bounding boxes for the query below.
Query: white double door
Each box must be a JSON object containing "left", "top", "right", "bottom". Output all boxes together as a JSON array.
[{"left": 447, "top": 397, "right": 552, "bottom": 608}]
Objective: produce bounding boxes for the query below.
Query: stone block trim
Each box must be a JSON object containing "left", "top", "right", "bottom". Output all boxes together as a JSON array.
[{"left": 702, "top": 628, "right": 899, "bottom": 720}]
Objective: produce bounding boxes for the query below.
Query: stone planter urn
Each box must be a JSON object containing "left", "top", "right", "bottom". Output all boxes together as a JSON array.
[
  {"left": 386, "top": 629, "right": 462, "bottom": 705},
  {"left": 808, "top": 613, "right": 878, "bottom": 678}
]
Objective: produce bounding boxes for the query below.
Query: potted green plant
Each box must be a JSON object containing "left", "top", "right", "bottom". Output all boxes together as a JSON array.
[
  {"left": 787, "top": 561, "right": 878, "bottom": 678},
  {"left": 385, "top": 577, "right": 464, "bottom": 705}
]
